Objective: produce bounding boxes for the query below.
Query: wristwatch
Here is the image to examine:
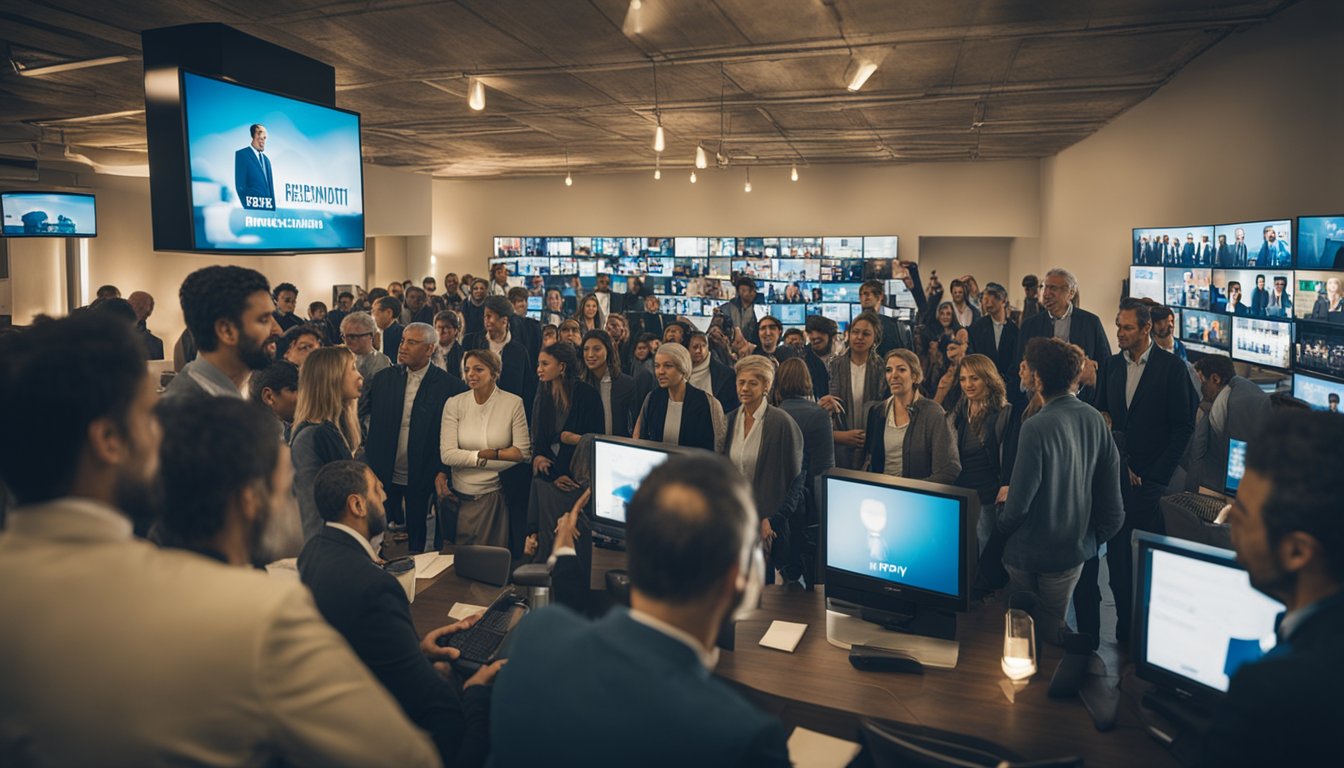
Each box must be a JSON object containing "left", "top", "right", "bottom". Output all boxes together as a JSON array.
[{"left": 477, "top": 453, "right": 488, "bottom": 467}]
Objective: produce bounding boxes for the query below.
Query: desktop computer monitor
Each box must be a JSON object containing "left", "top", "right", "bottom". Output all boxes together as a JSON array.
[
  {"left": 589, "top": 436, "right": 683, "bottom": 546},
  {"left": 1224, "top": 438, "right": 1247, "bottom": 496},
  {"left": 1134, "top": 533, "right": 1283, "bottom": 713},
  {"left": 823, "top": 469, "right": 976, "bottom": 640}
]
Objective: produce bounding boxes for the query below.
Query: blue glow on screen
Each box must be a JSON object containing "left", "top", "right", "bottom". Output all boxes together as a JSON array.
[
  {"left": 826, "top": 478, "right": 962, "bottom": 597},
  {"left": 182, "top": 72, "right": 363, "bottom": 251},
  {"left": 2, "top": 193, "right": 96, "bottom": 237}
]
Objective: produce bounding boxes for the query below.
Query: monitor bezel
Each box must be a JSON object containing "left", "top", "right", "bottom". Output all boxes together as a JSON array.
[
  {"left": 1132, "top": 532, "right": 1283, "bottom": 709},
  {"left": 0, "top": 190, "right": 98, "bottom": 238},
  {"left": 587, "top": 435, "right": 688, "bottom": 538},
  {"left": 821, "top": 468, "right": 975, "bottom": 614}
]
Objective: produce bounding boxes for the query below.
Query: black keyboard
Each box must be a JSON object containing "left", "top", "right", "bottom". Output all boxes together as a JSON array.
[
  {"left": 1165, "top": 492, "right": 1227, "bottom": 524},
  {"left": 436, "top": 588, "right": 527, "bottom": 674}
]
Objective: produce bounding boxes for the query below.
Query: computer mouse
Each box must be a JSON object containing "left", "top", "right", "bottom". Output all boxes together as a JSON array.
[{"left": 848, "top": 646, "right": 924, "bottom": 674}]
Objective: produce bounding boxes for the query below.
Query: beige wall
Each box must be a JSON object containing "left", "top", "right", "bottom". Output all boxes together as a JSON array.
[
  {"left": 431, "top": 159, "right": 1042, "bottom": 277},
  {"left": 1041, "top": 0, "right": 1344, "bottom": 321},
  {"left": 918, "top": 237, "right": 1012, "bottom": 296}
]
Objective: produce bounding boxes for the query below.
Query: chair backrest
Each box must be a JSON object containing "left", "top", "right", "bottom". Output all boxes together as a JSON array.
[
  {"left": 857, "top": 718, "right": 1083, "bottom": 768},
  {"left": 455, "top": 545, "right": 512, "bottom": 586}
]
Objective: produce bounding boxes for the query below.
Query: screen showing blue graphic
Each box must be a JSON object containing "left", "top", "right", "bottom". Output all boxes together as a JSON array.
[
  {"left": 1296, "top": 215, "right": 1344, "bottom": 269},
  {"left": 181, "top": 71, "right": 364, "bottom": 251},
  {"left": 1, "top": 192, "right": 96, "bottom": 237},
  {"left": 1225, "top": 438, "right": 1247, "bottom": 496},
  {"left": 825, "top": 476, "right": 961, "bottom": 598},
  {"left": 1293, "top": 371, "right": 1344, "bottom": 412}
]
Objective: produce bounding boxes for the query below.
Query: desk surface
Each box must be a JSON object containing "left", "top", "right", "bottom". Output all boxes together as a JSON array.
[{"left": 409, "top": 548, "right": 1176, "bottom": 768}]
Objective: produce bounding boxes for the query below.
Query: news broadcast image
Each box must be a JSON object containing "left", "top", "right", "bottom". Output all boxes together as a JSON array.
[{"left": 182, "top": 72, "right": 364, "bottom": 251}]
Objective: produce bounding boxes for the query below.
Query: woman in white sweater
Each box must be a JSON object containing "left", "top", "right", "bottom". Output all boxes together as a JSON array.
[{"left": 440, "top": 348, "right": 531, "bottom": 547}]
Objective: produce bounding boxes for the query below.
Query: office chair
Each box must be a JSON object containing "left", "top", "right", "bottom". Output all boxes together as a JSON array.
[
  {"left": 1160, "top": 494, "right": 1232, "bottom": 550},
  {"left": 455, "top": 545, "right": 512, "bottom": 586},
  {"left": 856, "top": 718, "right": 1083, "bottom": 768}
]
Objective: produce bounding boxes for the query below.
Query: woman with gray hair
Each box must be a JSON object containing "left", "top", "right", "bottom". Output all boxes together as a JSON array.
[
  {"left": 632, "top": 342, "right": 726, "bottom": 451},
  {"left": 722, "top": 356, "right": 805, "bottom": 583}
]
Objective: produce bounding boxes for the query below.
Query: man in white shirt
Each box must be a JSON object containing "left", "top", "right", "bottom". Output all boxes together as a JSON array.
[{"left": 0, "top": 314, "right": 439, "bottom": 767}]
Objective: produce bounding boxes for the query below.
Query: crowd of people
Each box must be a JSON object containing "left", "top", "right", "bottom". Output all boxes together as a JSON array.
[{"left": 0, "top": 258, "right": 1338, "bottom": 766}]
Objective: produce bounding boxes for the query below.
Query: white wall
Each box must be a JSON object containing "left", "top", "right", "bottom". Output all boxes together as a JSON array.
[
  {"left": 918, "top": 237, "right": 1012, "bottom": 295},
  {"left": 432, "top": 159, "right": 1042, "bottom": 277},
  {"left": 1041, "top": 0, "right": 1344, "bottom": 320}
]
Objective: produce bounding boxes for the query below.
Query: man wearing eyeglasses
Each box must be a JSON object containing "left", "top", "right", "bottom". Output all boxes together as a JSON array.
[{"left": 341, "top": 312, "right": 391, "bottom": 426}]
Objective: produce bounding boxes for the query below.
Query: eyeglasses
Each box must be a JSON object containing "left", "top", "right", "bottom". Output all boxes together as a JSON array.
[
  {"left": 401, "top": 337, "right": 431, "bottom": 347},
  {"left": 341, "top": 332, "right": 374, "bottom": 340}
]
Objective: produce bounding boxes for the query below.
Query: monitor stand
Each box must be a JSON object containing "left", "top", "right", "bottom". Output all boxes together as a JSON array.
[
  {"left": 1138, "top": 687, "right": 1214, "bottom": 767},
  {"left": 824, "top": 600, "right": 960, "bottom": 669}
]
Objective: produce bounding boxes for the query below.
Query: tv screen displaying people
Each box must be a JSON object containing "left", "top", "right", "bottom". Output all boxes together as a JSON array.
[
  {"left": 1294, "top": 322, "right": 1344, "bottom": 380},
  {"left": 1295, "top": 215, "right": 1344, "bottom": 269},
  {"left": 1, "top": 192, "right": 96, "bottom": 237},
  {"left": 1292, "top": 372, "right": 1344, "bottom": 412},
  {"left": 1213, "top": 219, "right": 1293, "bottom": 268},
  {"left": 1166, "top": 268, "right": 1212, "bottom": 309},
  {"left": 1133, "top": 226, "right": 1215, "bottom": 267},
  {"left": 181, "top": 71, "right": 363, "bottom": 251},
  {"left": 1292, "top": 270, "right": 1344, "bottom": 323},
  {"left": 1182, "top": 308, "right": 1231, "bottom": 351}
]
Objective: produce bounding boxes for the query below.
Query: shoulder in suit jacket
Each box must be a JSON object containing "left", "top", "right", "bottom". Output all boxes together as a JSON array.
[
  {"left": 1098, "top": 344, "right": 1195, "bottom": 486},
  {"left": 604, "top": 372, "right": 639, "bottom": 437},
  {"left": 381, "top": 322, "right": 404, "bottom": 360},
  {"left": 1015, "top": 306, "right": 1110, "bottom": 404},
  {"left": 363, "top": 365, "right": 466, "bottom": 495},
  {"left": 490, "top": 606, "right": 789, "bottom": 768},
  {"left": 297, "top": 526, "right": 488, "bottom": 764},
  {"left": 1187, "top": 375, "right": 1271, "bottom": 492},
  {"left": 708, "top": 358, "right": 741, "bottom": 413},
  {"left": 967, "top": 315, "right": 1021, "bottom": 390}
]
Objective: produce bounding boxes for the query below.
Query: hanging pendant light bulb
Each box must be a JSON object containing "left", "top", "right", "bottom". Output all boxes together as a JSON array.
[
  {"left": 689, "top": 170, "right": 697, "bottom": 183},
  {"left": 791, "top": 162, "right": 799, "bottom": 182},
  {"left": 467, "top": 77, "right": 485, "bottom": 111},
  {"left": 744, "top": 167, "right": 752, "bottom": 193},
  {"left": 654, "top": 155, "right": 661, "bottom": 180},
  {"left": 653, "top": 123, "right": 665, "bottom": 153},
  {"left": 565, "top": 172, "right": 572, "bottom": 187},
  {"left": 695, "top": 145, "right": 708, "bottom": 169}
]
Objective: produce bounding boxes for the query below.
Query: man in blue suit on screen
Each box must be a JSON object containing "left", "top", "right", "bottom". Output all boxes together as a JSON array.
[
  {"left": 234, "top": 124, "right": 275, "bottom": 210},
  {"left": 1255, "top": 225, "right": 1291, "bottom": 267}
]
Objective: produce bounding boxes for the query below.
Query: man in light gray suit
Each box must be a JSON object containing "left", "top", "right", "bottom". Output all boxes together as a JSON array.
[
  {"left": 1187, "top": 355, "right": 1273, "bottom": 493},
  {"left": 0, "top": 315, "right": 440, "bottom": 767}
]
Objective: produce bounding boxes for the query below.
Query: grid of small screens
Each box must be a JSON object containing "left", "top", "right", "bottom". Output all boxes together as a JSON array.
[
  {"left": 1129, "top": 216, "right": 1344, "bottom": 384},
  {"left": 490, "top": 235, "right": 907, "bottom": 331}
]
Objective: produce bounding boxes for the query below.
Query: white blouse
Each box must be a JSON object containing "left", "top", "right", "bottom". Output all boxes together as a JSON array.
[{"left": 439, "top": 386, "right": 532, "bottom": 496}]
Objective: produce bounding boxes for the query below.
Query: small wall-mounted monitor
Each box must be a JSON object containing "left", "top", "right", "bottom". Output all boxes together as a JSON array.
[
  {"left": 1295, "top": 321, "right": 1344, "bottom": 380},
  {"left": 1134, "top": 226, "right": 1215, "bottom": 267},
  {"left": 1296, "top": 215, "right": 1344, "bottom": 269},
  {"left": 1214, "top": 219, "right": 1293, "bottom": 269},
  {"left": 1129, "top": 266, "right": 1165, "bottom": 302},
  {"left": 1292, "top": 371, "right": 1344, "bottom": 412},
  {"left": 1, "top": 192, "right": 96, "bottom": 237},
  {"left": 1231, "top": 316, "right": 1293, "bottom": 369}
]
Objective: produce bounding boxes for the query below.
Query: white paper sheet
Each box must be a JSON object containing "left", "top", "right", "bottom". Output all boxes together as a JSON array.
[
  {"left": 786, "top": 727, "right": 861, "bottom": 768},
  {"left": 759, "top": 620, "right": 808, "bottom": 652},
  {"left": 413, "top": 552, "right": 454, "bottom": 580}
]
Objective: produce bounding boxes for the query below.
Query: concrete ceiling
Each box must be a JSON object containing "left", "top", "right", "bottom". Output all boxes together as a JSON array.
[{"left": 0, "top": 0, "right": 1298, "bottom": 179}]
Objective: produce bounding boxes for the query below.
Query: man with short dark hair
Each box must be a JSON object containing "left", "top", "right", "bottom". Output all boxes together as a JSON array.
[
  {"left": 127, "top": 290, "right": 165, "bottom": 360},
  {"left": 94, "top": 284, "right": 121, "bottom": 301},
  {"left": 631, "top": 292, "right": 670, "bottom": 342},
  {"left": 783, "top": 327, "right": 806, "bottom": 352},
  {"left": 422, "top": 276, "right": 437, "bottom": 296},
  {"left": 462, "top": 278, "right": 489, "bottom": 336},
  {"left": 279, "top": 324, "right": 323, "bottom": 367},
  {"left": 1149, "top": 304, "right": 1188, "bottom": 360},
  {"left": 490, "top": 453, "right": 789, "bottom": 767},
  {"left": 362, "top": 322, "right": 466, "bottom": 553},
  {"left": 1019, "top": 274, "right": 1041, "bottom": 323},
  {"left": 489, "top": 263, "right": 511, "bottom": 296},
  {"left": 249, "top": 361, "right": 301, "bottom": 441},
  {"left": 859, "top": 279, "right": 914, "bottom": 355},
  {"left": 505, "top": 286, "right": 542, "bottom": 365},
  {"left": 720, "top": 276, "right": 761, "bottom": 345},
  {"left": 325, "top": 290, "right": 355, "bottom": 344},
  {"left": 803, "top": 315, "right": 838, "bottom": 400},
  {"left": 999, "top": 337, "right": 1124, "bottom": 644},
  {"left": 1187, "top": 354, "right": 1272, "bottom": 493},
  {"left": 374, "top": 295, "right": 404, "bottom": 360},
  {"left": 298, "top": 460, "right": 499, "bottom": 764},
  {"left": 742, "top": 315, "right": 797, "bottom": 365},
  {"left": 164, "top": 265, "right": 278, "bottom": 401},
  {"left": 272, "top": 283, "right": 303, "bottom": 332},
  {"left": 0, "top": 316, "right": 438, "bottom": 766},
  {"left": 1095, "top": 297, "right": 1196, "bottom": 645},
  {"left": 431, "top": 310, "right": 464, "bottom": 379},
  {"left": 1202, "top": 412, "right": 1344, "bottom": 767}
]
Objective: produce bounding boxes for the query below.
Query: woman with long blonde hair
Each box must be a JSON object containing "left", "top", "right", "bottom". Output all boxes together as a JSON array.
[
  {"left": 291, "top": 347, "right": 363, "bottom": 541},
  {"left": 945, "top": 353, "right": 1017, "bottom": 551}
]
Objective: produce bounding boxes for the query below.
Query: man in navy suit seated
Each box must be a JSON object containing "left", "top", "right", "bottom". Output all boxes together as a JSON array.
[
  {"left": 234, "top": 123, "right": 276, "bottom": 210},
  {"left": 1203, "top": 411, "right": 1344, "bottom": 767},
  {"left": 490, "top": 453, "right": 790, "bottom": 767}
]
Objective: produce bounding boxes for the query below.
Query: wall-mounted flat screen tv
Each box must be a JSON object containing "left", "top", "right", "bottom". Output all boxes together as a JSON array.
[{"left": 1, "top": 192, "right": 96, "bottom": 237}]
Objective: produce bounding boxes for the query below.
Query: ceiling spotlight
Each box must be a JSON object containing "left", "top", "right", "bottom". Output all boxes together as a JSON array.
[
  {"left": 689, "top": 170, "right": 697, "bottom": 183},
  {"left": 695, "top": 145, "right": 708, "bottom": 169},
  {"left": 565, "top": 172, "right": 573, "bottom": 187},
  {"left": 467, "top": 77, "right": 485, "bottom": 111},
  {"left": 791, "top": 163, "right": 799, "bottom": 182},
  {"left": 744, "top": 167, "right": 752, "bottom": 193},
  {"left": 653, "top": 123, "right": 665, "bottom": 153},
  {"left": 845, "top": 59, "right": 878, "bottom": 92}
]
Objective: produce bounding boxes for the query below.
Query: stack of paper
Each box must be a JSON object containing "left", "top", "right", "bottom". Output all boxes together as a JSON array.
[{"left": 413, "top": 552, "right": 454, "bottom": 580}]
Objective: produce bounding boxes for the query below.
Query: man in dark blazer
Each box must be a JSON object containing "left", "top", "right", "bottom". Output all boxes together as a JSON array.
[
  {"left": 967, "top": 282, "right": 1021, "bottom": 401},
  {"left": 1249, "top": 274, "right": 1270, "bottom": 316},
  {"left": 1095, "top": 299, "right": 1196, "bottom": 645},
  {"left": 297, "top": 460, "right": 498, "bottom": 765},
  {"left": 373, "top": 295, "right": 404, "bottom": 362},
  {"left": 233, "top": 124, "right": 275, "bottom": 210},
  {"left": 461, "top": 296, "right": 536, "bottom": 419},
  {"left": 360, "top": 322, "right": 466, "bottom": 553},
  {"left": 630, "top": 292, "right": 671, "bottom": 341},
  {"left": 1014, "top": 268, "right": 1112, "bottom": 405},
  {"left": 431, "top": 310, "right": 465, "bottom": 380},
  {"left": 489, "top": 453, "right": 790, "bottom": 768},
  {"left": 1202, "top": 411, "right": 1344, "bottom": 768}
]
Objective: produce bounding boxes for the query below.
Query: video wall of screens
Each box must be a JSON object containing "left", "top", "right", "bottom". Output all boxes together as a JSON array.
[
  {"left": 1131, "top": 215, "right": 1344, "bottom": 384},
  {"left": 491, "top": 235, "right": 906, "bottom": 331}
]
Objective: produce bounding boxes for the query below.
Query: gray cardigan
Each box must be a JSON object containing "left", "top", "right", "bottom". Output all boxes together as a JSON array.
[
  {"left": 998, "top": 394, "right": 1124, "bottom": 573},
  {"left": 827, "top": 353, "right": 889, "bottom": 470},
  {"left": 863, "top": 397, "right": 961, "bottom": 484},
  {"left": 722, "top": 404, "right": 804, "bottom": 528}
]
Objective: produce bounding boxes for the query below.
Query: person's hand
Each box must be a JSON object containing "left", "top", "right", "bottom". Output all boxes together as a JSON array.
[
  {"left": 463, "top": 659, "right": 506, "bottom": 689},
  {"left": 996, "top": 486, "right": 1010, "bottom": 505},
  {"left": 938, "top": 367, "right": 957, "bottom": 391},
  {"left": 532, "top": 455, "right": 553, "bottom": 475},
  {"left": 836, "top": 429, "right": 865, "bottom": 448},
  {"left": 1102, "top": 412, "right": 1112, "bottom": 430},
  {"left": 554, "top": 489, "right": 591, "bottom": 553},
  {"left": 1078, "top": 358, "right": 1098, "bottom": 388},
  {"left": 560, "top": 430, "right": 582, "bottom": 446},
  {"left": 554, "top": 475, "right": 580, "bottom": 492},
  {"left": 817, "top": 395, "right": 843, "bottom": 415},
  {"left": 434, "top": 472, "right": 451, "bottom": 500},
  {"left": 422, "top": 613, "right": 483, "bottom": 662},
  {"left": 760, "top": 518, "right": 777, "bottom": 551},
  {"left": 1128, "top": 467, "right": 1143, "bottom": 487},
  {"left": 523, "top": 534, "right": 538, "bottom": 557}
]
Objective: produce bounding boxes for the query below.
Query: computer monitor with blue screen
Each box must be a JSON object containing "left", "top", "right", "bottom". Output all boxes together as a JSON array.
[
  {"left": 1292, "top": 371, "right": 1344, "bottom": 412},
  {"left": 1134, "top": 532, "right": 1283, "bottom": 712},
  {"left": 590, "top": 436, "right": 683, "bottom": 547},
  {"left": 823, "top": 469, "right": 976, "bottom": 641},
  {"left": 1225, "top": 438, "right": 1247, "bottom": 496}
]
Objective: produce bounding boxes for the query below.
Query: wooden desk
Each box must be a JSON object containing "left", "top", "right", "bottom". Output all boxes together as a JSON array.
[{"left": 409, "top": 549, "right": 1175, "bottom": 768}]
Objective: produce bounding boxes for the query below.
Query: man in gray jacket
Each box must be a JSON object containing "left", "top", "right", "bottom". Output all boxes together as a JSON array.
[
  {"left": 1187, "top": 355, "right": 1272, "bottom": 492},
  {"left": 998, "top": 337, "right": 1124, "bottom": 644}
]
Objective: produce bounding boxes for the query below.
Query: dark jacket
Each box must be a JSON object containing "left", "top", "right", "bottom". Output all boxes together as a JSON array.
[
  {"left": 462, "top": 300, "right": 485, "bottom": 336},
  {"left": 967, "top": 315, "right": 1021, "bottom": 399},
  {"left": 531, "top": 379, "right": 604, "bottom": 482},
  {"left": 1203, "top": 591, "right": 1344, "bottom": 768},
  {"left": 1098, "top": 344, "right": 1196, "bottom": 487},
  {"left": 297, "top": 526, "right": 489, "bottom": 765},
  {"left": 589, "top": 372, "right": 639, "bottom": 438},
  {"left": 290, "top": 420, "right": 353, "bottom": 542},
  {"left": 874, "top": 313, "right": 915, "bottom": 357},
  {"left": 639, "top": 384, "right": 717, "bottom": 451},
  {"left": 1015, "top": 306, "right": 1112, "bottom": 405},
  {"left": 864, "top": 397, "right": 961, "bottom": 484},
  {"left": 490, "top": 606, "right": 789, "bottom": 768},
  {"left": 804, "top": 348, "right": 831, "bottom": 401},
  {"left": 707, "top": 358, "right": 741, "bottom": 414},
  {"left": 361, "top": 365, "right": 465, "bottom": 500},
  {"left": 381, "top": 321, "right": 404, "bottom": 361}
]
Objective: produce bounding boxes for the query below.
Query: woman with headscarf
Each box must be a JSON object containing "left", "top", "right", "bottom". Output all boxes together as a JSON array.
[{"left": 632, "top": 342, "right": 726, "bottom": 452}]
